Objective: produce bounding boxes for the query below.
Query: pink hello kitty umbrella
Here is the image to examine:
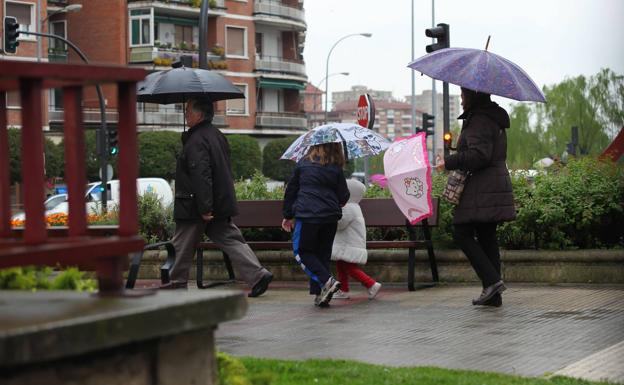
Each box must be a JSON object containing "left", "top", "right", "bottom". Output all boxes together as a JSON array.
[{"left": 383, "top": 133, "right": 433, "bottom": 224}]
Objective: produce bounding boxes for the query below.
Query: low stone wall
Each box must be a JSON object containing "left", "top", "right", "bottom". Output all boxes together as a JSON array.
[
  {"left": 136, "top": 249, "right": 624, "bottom": 284},
  {"left": 0, "top": 290, "right": 247, "bottom": 385}
]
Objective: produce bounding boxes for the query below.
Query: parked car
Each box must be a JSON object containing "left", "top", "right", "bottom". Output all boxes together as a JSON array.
[{"left": 12, "top": 178, "right": 173, "bottom": 221}]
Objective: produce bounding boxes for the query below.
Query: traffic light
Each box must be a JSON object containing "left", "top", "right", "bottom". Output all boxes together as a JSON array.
[
  {"left": 425, "top": 23, "right": 449, "bottom": 53},
  {"left": 422, "top": 113, "right": 435, "bottom": 135},
  {"left": 3, "top": 17, "right": 20, "bottom": 54},
  {"left": 107, "top": 127, "right": 118, "bottom": 155},
  {"left": 443, "top": 132, "right": 453, "bottom": 149}
]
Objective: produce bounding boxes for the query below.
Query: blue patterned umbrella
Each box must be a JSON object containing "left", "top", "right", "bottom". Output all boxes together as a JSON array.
[
  {"left": 408, "top": 47, "right": 546, "bottom": 102},
  {"left": 281, "top": 123, "right": 391, "bottom": 162}
]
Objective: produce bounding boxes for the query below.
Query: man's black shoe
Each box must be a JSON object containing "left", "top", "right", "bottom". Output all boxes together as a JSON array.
[
  {"left": 473, "top": 281, "right": 506, "bottom": 305},
  {"left": 248, "top": 272, "right": 273, "bottom": 298},
  {"left": 481, "top": 293, "right": 502, "bottom": 307}
]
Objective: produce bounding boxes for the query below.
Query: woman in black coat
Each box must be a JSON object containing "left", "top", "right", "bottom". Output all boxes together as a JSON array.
[{"left": 438, "top": 87, "right": 516, "bottom": 307}]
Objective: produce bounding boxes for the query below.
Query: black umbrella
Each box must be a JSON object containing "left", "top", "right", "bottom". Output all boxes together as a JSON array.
[{"left": 136, "top": 67, "right": 245, "bottom": 104}]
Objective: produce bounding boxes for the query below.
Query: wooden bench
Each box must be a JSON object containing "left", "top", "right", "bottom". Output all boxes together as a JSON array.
[{"left": 196, "top": 198, "right": 439, "bottom": 291}]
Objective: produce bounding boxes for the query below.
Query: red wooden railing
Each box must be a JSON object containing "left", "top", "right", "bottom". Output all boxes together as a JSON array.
[{"left": 0, "top": 60, "right": 146, "bottom": 295}]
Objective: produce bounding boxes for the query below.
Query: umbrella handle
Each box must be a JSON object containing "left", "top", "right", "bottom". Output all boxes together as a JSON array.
[{"left": 336, "top": 131, "right": 349, "bottom": 162}]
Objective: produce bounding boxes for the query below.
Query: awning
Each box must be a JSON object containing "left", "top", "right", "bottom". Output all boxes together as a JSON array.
[
  {"left": 154, "top": 15, "right": 197, "bottom": 27},
  {"left": 258, "top": 78, "right": 305, "bottom": 90}
]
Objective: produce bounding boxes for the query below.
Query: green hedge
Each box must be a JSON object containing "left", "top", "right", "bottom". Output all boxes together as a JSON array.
[
  {"left": 138, "top": 131, "right": 181, "bottom": 180},
  {"left": 228, "top": 135, "right": 262, "bottom": 180},
  {"left": 262, "top": 137, "right": 297, "bottom": 182},
  {"left": 7, "top": 128, "right": 65, "bottom": 182}
]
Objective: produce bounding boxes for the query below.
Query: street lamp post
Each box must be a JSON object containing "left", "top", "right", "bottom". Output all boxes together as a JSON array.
[
  {"left": 315, "top": 72, "right": 349, "bottom": 113},
  {"left": 324, "top": 33, "right": 371, "bottom": 123},
  {"left": 37, "top": 2, "right": 82, "bottom": 62}
]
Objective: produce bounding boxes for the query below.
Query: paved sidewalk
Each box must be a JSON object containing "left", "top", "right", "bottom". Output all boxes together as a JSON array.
[{"left": 214, "top": 283, "right": 624, "bottom": 383}]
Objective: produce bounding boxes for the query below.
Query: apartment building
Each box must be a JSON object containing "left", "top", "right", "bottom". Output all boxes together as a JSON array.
[
  {"left": 1, "top": 0, "right": 308, "bottom": 141},
  {"left": 328, "top": 99, "right": 424, "bottom": 140}
]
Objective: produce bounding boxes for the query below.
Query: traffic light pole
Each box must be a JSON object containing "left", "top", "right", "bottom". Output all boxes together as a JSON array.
[
  {"left": 18, "top": 30, "right": 108, "bottom": 211},
  {"left": 443, "top": 81, "right": 450, "bottom": 157}
]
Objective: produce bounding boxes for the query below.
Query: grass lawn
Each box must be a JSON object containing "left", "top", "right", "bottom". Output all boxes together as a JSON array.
[{"left": 237, "top": 357, "right": 617, "bottom": 385}]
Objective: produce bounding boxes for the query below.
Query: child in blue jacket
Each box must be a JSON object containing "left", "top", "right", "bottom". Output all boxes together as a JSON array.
[{"left": 282, "top": 142, "right": 350, "bottom": 307}]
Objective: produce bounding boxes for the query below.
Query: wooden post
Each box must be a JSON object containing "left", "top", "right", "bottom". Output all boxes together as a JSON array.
[
  {"left": 63, "top": 86, "right": 87, "bottom": 237},
  {"left": 0, "top": 91, "right": 10, "bottom": 237},
  {"left": 117, "top": 82, "right": 138, "bottom": 237},
  {"left": 20, "top": 79, "right": 47, "bottom": 244}
]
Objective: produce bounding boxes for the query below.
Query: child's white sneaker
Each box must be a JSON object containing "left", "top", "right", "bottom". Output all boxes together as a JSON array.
[
  {"left": 333, "top": 290, "right": 350, "bottom": 299},
  {"left": 368, "top": 282, "right": 382, "bottom": 300}
]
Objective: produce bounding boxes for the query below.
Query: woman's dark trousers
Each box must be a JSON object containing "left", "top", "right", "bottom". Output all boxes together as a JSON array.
[
  {"left": 293, "top": 221, "right": 337, "bottom": 295},
  {"left": 453, "top": 222, "right": 501, "bottom": 287}
]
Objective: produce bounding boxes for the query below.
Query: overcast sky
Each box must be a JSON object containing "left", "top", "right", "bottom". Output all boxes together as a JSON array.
[{"left": 303, "top": 0, "right": 624, "bottom": 108}]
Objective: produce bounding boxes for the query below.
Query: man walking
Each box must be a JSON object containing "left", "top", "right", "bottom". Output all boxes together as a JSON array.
[{"left": 161, "top": 98, "right": 273, "bottom": 297}]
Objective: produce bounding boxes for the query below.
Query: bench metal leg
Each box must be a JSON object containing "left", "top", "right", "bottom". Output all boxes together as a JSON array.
[
  {"left": 125, "top": 251, "right": 144, "bottom": 289},
  {"left": 196, "top": 248, "right": 236, "bottom": 289},
  {"left": 421, "top": 220, "right": 439, "bottom": 282},
  {"left": 223, "top": 252, "right": 235, "bottom": 280}
]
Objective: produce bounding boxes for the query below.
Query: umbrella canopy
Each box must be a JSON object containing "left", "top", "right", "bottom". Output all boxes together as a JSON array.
[
  {"left": 383, "top": 133, "right": 433, "bottom": 224},
  {"left": 408, "top": 47, "right": 546, "bottom": 103},
  {"left": 280, "top": 122, "right": 391, "bottom": 162},
  {"left": 137, "top": 67, "right": 245, "bottom": 104}
]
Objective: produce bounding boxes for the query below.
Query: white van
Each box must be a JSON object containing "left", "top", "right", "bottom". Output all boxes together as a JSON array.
[{"left": 12, "top": 178, "right": 173, "bottom": 221}]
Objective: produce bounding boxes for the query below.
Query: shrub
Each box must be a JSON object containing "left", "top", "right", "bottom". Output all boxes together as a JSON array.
[
  {"left": 262, "top": 137, "right": 297, "bottom": 182},
  {"left": 138, "top": 131, "right": 181, "bottom": 180},
  {"left": 138, "top": 191, "right": 175, "bottom": 244},
  {"left": 7, "top": 128, "right": 64, "bottom": 182},
  {"left": 0, "top": 266, "right": 96, "bottom": 291},
  {"left": 499, "top": 158, "right": 624, "bottom": 249},
  {"left": 228, "top": 135, "right": 262, "bottom": 180}
]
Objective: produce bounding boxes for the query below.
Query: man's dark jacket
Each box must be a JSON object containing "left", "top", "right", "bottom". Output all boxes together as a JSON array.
[
  {"left": 173, "top": 119, "right": 238, "bottom": 221},
  {"left": 283, "top": 160, "right": 350, "bottom": 223},
  {"left": 444, "top": 101, "right": 516, "bottom": 225}
]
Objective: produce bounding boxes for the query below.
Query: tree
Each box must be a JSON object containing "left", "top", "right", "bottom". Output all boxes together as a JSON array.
[
  {"left": 138, "top": 131, "right": 181, "bottom": 180},
  {"left": 262, "top": 137, "right": 297, "bottom": 182},
  {"left": 227, "top": 135, "right": 262, "bottom": 180},
  {"left": 7, "top": 128, "right": 64, "bottom": 182}
]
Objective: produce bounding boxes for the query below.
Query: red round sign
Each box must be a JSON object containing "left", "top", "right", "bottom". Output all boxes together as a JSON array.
[{"left": 356, "top": 94, "right": 375, "bottom": 129}]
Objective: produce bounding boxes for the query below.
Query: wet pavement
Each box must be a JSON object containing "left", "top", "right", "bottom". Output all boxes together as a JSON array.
[{"left": 213, "top": 282, "right": 624, "bottom": 383}]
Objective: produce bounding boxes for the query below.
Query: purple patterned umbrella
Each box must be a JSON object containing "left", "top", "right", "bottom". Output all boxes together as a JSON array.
[{"left": 408, "top": 47, "right": 546, "bottom": 102}]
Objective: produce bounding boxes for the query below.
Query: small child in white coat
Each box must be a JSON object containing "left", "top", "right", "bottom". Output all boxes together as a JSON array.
[{"left": 331, "top": 179, "right": 381, "bottom": 299}]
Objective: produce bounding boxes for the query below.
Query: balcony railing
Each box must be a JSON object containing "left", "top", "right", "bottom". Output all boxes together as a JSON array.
[
  {"left": 255, "top": 55, "right": 306, "bottom": 76},
  {"left": 48, "top": 108, "right": 119, "bottom": 123},
  {"left": 128, "top": 0, "right": 225, "bottom": 9},
  {"left": 256, "top": 112, "right": 307, "bottom": 129},
  {"left": 130, "top": 46, "right": 226, "bottom": 67},
  {"left": 254, "top": 0, "right": 305, "bottom": 24},
  {"left": 136, "top": 108, "right": 225, "bottom": 127},
  {"left": 47, "top": 49, "right": 68, "bottom": 63}
]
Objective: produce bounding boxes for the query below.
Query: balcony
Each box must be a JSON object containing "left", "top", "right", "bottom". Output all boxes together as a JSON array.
[
  {"left": 254, "top": 0, "right": 306, "bottom": 26},
  {"left": 255, "top": 55, "right": 306, "bottom": 77},
  {"left": 136, "top": 108, "right": 225, "bottom": 128},
  {"left": 47, "top": 48, "right": 68, "bottom": 63},
  {"left": 48, "top": 109, "right": 119, "bottom": 124},
  {"left": 256, "top": 112, "right": 307, "bottom": 130},
  {"left": 128, "top": 0, "right": 225, "bottom": 12},
  {"left": 130, "top": 46, "right": 226, "bottom": 69}
]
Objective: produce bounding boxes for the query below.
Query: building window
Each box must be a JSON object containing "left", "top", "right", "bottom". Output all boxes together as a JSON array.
[
  {"left": 174, "top": 24, "right": 194, "bottom": 48},
  {"left": 6, "top": 91, "right": 20, "bottom": 109},
  {"left": 49, "top": 20, "right": 67, "bottom": 51},
  {"left": 255, "top": 32, "right": 263, "bottom": 57},
  {"left": 226, "top": 84, "right": 248, "bottom": 115},
  {"left": 130, "top": 9, "right": 152, "bottom": 47},
  {"left": 226, "top": 26, "right": 247, "bottom": 58},
  {"left": 5, "top": 1, "right": 36, "bottom": 41}
]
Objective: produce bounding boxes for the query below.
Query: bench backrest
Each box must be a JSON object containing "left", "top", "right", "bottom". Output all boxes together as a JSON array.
[{"left": 233, "top": 198, "right": 438, "bottom": 228}]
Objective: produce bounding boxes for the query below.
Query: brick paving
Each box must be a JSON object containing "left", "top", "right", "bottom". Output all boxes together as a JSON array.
[{"left": 214, "top": 283, "right": 624, "bottom": 383}]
